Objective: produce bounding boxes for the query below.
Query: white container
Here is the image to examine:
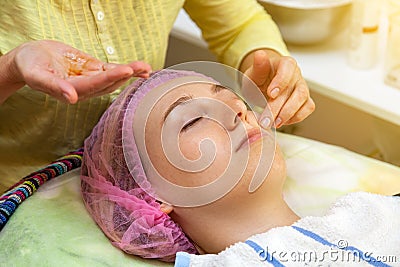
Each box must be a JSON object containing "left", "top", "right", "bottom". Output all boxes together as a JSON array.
[
  {"left": 384, "top": 4, "right": 400, "bottom": 89},
  {"left": 257, "top": 0, "right": 352, "bottom": 45},
  {"left": 347, "top": 0, "right": 381, "bottom": 69}
]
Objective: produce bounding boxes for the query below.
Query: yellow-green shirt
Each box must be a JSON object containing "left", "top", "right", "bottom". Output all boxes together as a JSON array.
[{"left": 0, "top": 0, "right": 288, "bottom": 192}]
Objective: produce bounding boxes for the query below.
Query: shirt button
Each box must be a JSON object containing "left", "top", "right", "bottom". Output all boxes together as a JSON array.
[
  {"left": 97, "top": 11, "right": 104, "bottom": 21},
  {"left": 106, "top": 46, "right": 114, "bottom": 55}
]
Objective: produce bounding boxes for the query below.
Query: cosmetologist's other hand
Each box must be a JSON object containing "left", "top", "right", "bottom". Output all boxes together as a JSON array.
[{"left": 9, "top": 40, "right": 152, "bottom": 104}]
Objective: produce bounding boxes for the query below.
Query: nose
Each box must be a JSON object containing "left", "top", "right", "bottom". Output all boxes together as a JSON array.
[{"left": 225, "top": 98, "right": 249, "bottom": 130}]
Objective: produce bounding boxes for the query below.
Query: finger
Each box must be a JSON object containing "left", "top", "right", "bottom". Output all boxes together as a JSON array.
[
  {"left": 274, "top": 80, "right": 310, "bottom": 127},
  {"left": 127, "top": 61, "right": 152, "bottom": 78},
  {"left": 69, "top": 66, "right": 133, "bottom": 96},
  {"left": 82, "top": 64, "right": 133, "bottom": 77},
  {"left": 87, "top": 77, "right": 131, "bottom": 98},
  {"left": 267, "top": 56, "right": 297, "bottom": 99},
  {"left": 259, "top": 94, "right": 287, "bottom": 129},
  {"left": 241, "top": 74, "right": 268, "bottom": 109},
  {"left": 71, "top": 73, "right": 134, "bottom": 101},
  {"left": 284, "top": 97, "right": 316, "bottom": 125},
  {"left": 246, "top": 50, "right": 273, "bottom": 88},
  {"left": 86, "top": 62, "right": 151, "bottom": 80},
  {"left": 27, "top": 69, "right": 78, "bottom": 104},
  {"left": 104, "top": 61, "right": 152, "bottom": 78},
  {"left": 58, "top": 79, "right": 79, "bottom": 104},
  {"left": 258, "top": 104, "right": 274, "bottom": 129}
]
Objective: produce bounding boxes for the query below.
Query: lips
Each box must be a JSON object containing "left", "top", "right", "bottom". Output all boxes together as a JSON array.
[{"left": 236, "top": 128, "right": 263, "bottom": 151}]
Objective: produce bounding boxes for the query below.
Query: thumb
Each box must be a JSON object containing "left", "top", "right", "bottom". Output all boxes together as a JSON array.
[
  {"left": 58, "top": 78, "right": 79, "bottom": 104},
  {"left": 30, "top": 71, "right": 78, "bottom": 104},
  {"left": 245, "top": 50, "right": 272, "bottom": 87}
]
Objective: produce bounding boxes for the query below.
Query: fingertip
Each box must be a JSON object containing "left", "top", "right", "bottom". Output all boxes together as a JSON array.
[
  {"left": 62, "top": 93, "right": 75, "bottom": 104},
  {"left": 254, "top": 50, "right": 268, "bottom": 65},
  {"left": 255, "top": 49, "right": 267, "bottom": 58},
  {"left": 129, "top": 61, "right": 152, "bottom": 75},
  {"left": 60, "top": 83, "right": 78, "bottom": 104},
  {"left": 269, "top": 87, "right": 280, "bottom": 99},
  {"left": 259, "top": 116, "right": 271, "bottom": 129},
  {"left": 275, "top": 117, "right": 283, "bottom": 128},
  {"left": 69, "top": 93, "right": 79, "bottom": 104},
  {"left": 134, "top": 70, "right": 151, "bottom": 78},
  {"left": 259, "top": 107, "right": 274, "bottom": 129}
]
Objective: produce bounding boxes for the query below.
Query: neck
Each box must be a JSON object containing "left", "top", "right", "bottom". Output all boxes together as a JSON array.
[{"left": 172, "top": 194, "right": 299, "bottom": 254}]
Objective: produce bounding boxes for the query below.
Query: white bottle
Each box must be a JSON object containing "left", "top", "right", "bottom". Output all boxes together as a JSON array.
[
  {"left": 347, "top": 0, "right": 381, "bottom": 69},
  {"left": 384, "top": 1, "right": 400, "bottom": 89}
]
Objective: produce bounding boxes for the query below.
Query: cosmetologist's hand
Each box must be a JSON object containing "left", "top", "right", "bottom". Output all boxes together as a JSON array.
[
  {"left": 11, "top": 40, "right": 151, "bottom": 104},
  {"left": 243, "top": 50, "right": 315, "bottom": 129}
]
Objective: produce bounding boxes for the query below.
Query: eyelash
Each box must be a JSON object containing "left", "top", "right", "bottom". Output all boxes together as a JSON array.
[{"left": 182, "top": 117, "right": 202, "bottom": 131}]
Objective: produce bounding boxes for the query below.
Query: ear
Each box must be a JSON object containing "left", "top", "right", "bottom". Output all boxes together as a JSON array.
[{"left": 160, "top": 203, "right": 174, "bottom": 214}]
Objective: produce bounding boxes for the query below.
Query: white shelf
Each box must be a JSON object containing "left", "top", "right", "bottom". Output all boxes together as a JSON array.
[
  {"left": 172, "top": 10, "right": 400, "bottom": 126},
  {"left": 288, "top": 38, "right": 400, "bottom": 126}
]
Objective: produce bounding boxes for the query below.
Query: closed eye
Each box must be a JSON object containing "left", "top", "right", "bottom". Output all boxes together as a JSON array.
[{"left": 182, "top": 117, "right": 202, "bottom": 131}]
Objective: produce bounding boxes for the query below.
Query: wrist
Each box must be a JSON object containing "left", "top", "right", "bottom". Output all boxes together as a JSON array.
[{"left": 0, "top": 45, "right": 27, "bottom": 103}]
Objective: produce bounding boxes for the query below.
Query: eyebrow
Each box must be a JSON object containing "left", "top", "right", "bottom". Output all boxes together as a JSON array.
[
  {"left": 212, "top": 84, "right": 228, "bottom": 94},
  {"left": 162, "top": 84, "right": 228, "bottom": 122},
  {"left": 163, "top": 95, "right": 193, "bottom": 122}
]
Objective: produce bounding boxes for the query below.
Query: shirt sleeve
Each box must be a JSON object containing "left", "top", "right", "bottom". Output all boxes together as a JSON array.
[{"left": 183, "top": 0, "right": 290, "bottom": 69}]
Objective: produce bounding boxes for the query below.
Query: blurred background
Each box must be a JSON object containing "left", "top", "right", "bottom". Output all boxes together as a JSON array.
[{"left": 166, "top": 0, "right": 400, "bottom": 167}]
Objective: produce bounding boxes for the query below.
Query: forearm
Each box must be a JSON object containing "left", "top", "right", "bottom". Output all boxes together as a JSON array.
[
  {"left": 0, "top": 47, "right": 24, "bottom": 104},
  {"left": 184, "top": 0, "right": 289, "bottom": 69}
]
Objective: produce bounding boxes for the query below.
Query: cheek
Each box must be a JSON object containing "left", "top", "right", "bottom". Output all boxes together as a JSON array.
[
  {"left": 254, "top": 144, "right": 287, "bottom": 192},
  {"left": 229, "top": 142, "right": 287, "bottom": 197},
  {"left": 177, "top": 123, "right": 232, "bottom": 185},
  {"left": 273, "top": 146, "right": 287, "bottom": 186},
  {"left": 179, "top": 123, "right": 230, "bottom": 161}
]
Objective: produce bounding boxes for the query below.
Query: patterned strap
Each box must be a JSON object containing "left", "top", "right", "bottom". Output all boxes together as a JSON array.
[{"left": 0, "top": 148, "right": 84, "bottom": 232}]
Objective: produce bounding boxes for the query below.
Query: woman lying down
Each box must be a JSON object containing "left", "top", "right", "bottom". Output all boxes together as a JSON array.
[{"left": 80, "top": 69, "right": 400, "bottom": 266}]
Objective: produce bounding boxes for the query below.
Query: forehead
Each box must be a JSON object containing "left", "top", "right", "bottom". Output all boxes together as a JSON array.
[
  {"left": 162, "top": 82, "right": 214, "bottom": 99},
  {"left": 151, "top": 82, "right": 215, "bottom": 112}
]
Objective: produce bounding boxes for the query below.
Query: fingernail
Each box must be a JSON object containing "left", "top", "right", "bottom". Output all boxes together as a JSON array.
[
  {"left": 275, "top": 117, "right": 282, "bottom": 128},
  {"left": 271, "top": 88, "right": 280, "bottom": 99},
  {"left": 260, "top": 117, "right": 271, "bottom": 129}
]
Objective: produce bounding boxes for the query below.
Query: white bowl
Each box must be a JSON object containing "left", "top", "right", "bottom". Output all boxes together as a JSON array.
[{"left": 258, "top": 0, "right": 353, "bottom": 45}]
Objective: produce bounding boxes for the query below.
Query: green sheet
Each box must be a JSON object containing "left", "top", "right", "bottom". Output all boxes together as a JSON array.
[{"left": 1, "top": 133, "right": 399, "bottom": 266}]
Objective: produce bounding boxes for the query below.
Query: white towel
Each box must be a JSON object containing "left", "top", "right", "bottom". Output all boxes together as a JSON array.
[{"left": 174, "top": 192, "right": 400, "bottom": 267}]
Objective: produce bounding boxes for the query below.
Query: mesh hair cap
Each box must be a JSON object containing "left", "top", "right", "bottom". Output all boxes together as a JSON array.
[{"left": 80, "top": 70, "right": 214, "bottom": 261}]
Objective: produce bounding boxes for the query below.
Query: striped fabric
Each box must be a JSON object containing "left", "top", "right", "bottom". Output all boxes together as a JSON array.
[
  {"left": 291, "top": 226, "right": 392, "bottom": 267},
  {"left": 245, "top": 227, "right": 393, "bottom": 267},
  {"left": 0, "top": 0, "right": 183, "bottom": 191},
  {"left": 244, "top": 240, "right": 285, "bottom": 267},
  {"left": 0, "top": 148, "right": 84, "bottom": 232}
]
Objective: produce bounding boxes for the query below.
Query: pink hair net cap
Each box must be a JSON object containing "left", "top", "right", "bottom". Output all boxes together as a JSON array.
[{"left": 80, "top": 69, "right": 216, "bottom": 262}]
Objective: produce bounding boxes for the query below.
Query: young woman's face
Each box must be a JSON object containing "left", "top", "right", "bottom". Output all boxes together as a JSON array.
[{"left": 133, "top": 81, "right": 286, "bottom": 207}]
